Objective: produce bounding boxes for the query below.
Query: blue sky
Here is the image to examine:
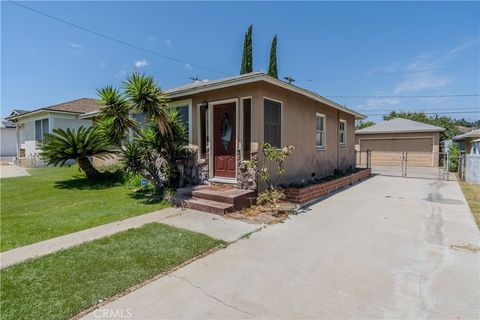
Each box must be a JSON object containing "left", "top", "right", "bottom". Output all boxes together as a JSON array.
[{"left": 2, "top": 1, "right": 479, "bottom": 122}]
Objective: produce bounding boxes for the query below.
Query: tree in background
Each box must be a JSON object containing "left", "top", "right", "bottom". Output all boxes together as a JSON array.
[
  {"left": 383, "top": 111, "right": 460, "bottom": 141},
  {"left": 240, "top": 25, "right": 253, "bottom": 74},
  {"left": 267, "top": 35, "right": 278, "bottom": 78},
  {"left": 356, "top": 120, "right": 375, "bottom": 130}
]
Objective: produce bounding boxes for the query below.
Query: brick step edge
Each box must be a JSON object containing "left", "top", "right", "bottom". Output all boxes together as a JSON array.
[{"left": 172, "top": 195, "right": 234, "bottom": 215}]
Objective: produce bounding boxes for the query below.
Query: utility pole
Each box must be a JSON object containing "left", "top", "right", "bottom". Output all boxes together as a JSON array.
[{"left": 284, "top": 76, "right": 295, "bottom": 84}]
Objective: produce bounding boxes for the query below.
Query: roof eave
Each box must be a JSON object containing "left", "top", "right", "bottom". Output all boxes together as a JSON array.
[
  {"left": 356, "top": 129, "right": 445, "bottom": 134},
  {"left": 6, "top": 108, "right": 81, "bottom": 121},
  {"left": 166, "top": 73, "right": 366, "bottom": 119}
]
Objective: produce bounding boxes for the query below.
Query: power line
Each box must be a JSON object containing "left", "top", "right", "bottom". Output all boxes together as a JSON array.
[
  {"left": 362, "top": 111, "right": 480, "bottom": 116},
  {"left": 357, "top": 107, "right": 480, "bottom": 112},
  {"left": 7, "top": 0, "right": 233, "bottom": 76},
  {"left": 305, "top": 65, "right": 480, "bottom": 82},
  {"left": 326, "top": 94, "right": 479, "bottom": 99}
]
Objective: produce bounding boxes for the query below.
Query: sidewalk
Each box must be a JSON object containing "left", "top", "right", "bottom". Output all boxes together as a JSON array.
[{"left": 0, "top": 208, "right": 261, "bottom": 268}]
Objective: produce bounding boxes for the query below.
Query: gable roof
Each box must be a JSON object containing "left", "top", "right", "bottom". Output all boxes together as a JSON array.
[
  {"left": 166, "top": 72, "right": 365, "bottom": 119},
  {"left": 453, "top": 128, "right": 480, "bottom": 141},
  {"left": 9, "top": 109, "right": 29, "bottom": 117},
  {"left": 7, "top": 98, "right": 102, "bottom": 120},
  {"left": 356, "top": 118, "right": 445, "bottom": 134}
]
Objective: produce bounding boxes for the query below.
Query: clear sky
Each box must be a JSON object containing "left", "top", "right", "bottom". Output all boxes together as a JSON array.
[{"left": 2, "top": 1, "right": 479, "bottom": 122}]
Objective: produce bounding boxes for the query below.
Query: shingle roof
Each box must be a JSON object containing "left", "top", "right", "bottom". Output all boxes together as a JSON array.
[
  {"left": 356, "top": 118, "right": 445, "bottom": 134},
  {"left": 7, "top": 98, "right": 102, "bottom": 120},
  {"left": 165, "top": 72, "right": 366, "bottom": 119},
  {"left": 452, "top": 128, "right": 480, "bottom": 141}
]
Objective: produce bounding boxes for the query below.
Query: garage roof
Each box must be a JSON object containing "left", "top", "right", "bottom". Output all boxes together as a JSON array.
[
  {"left": 356, "top": 118, "right": 445, "bottom": 134},
  {"left": 452, "top": 128, "right": 480, "bottom": 141}
]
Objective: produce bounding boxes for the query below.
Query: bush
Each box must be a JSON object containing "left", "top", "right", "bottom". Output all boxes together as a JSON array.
[{"left": 449, "top": 143, "right": 461, "bottom": 172}]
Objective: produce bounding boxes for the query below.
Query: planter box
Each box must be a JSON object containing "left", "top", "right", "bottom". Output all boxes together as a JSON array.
[{"left": 284, "top": 168, "right": 372, "bottom": 205}]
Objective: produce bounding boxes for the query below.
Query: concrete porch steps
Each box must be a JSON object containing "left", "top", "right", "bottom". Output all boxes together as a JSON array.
[{"left": 172, "top": 185, "right": 256, "bottom": 215}]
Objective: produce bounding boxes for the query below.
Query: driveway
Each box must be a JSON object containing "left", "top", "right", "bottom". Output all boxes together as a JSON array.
[
  {"left": 0, "top": 165, "right": 29, "bottom": 178},
  {"left": 84, "top": 175, "right": 480, "bottom": 319}
]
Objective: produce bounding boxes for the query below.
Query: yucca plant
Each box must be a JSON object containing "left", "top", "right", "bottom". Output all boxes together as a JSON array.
[{"left": 40, "top": 126, "right": 114, "bottom": 180}]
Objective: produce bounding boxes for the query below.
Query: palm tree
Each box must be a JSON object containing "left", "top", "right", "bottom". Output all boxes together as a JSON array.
[
  {"left": 97, "top": 73, "right": 171, "bottom": 143},
  {"left": 40, "top": 126, "right": 114, "bottom": 180}
]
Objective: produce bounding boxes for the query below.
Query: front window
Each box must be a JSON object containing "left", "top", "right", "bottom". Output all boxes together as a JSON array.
[
  {"left": 339, "top": 120, "right": 346, "bottom": 145},
  {"left": 264, "top": 98, "right": 281, "bottom": 148},
  {"left": 316, "top": 114, "right": 326, "bottom": 149},
  {"left": 174, "top": 105, "right": 189, "bottom": 137},
  {"left": 35, "top": 118, "right": 49, "bottom": 142},
  {"left": 242, "top": 98, "right": 252, "bottom": 160}
]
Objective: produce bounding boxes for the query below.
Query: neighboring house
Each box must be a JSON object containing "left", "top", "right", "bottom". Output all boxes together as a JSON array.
[
  {"left": 1, "top": 119, "right": 17, "bottom": 162},
  {"left": 162, "top": 72, "right": 365, "bottom": 186},
  {"left": 6, "top": 98, "right": 101, "bottom": 167},
  {"left": 355, "top": 118, "right": 445, "bottom": 167},
  {"left": 453, "top": 129, "right": 480, "bottom": 155}
]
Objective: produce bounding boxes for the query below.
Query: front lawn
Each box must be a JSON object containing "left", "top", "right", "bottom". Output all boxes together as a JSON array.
[
  {"left": 458, "top": 180, "right": 480, "bottom": 229},
  {"left": 1, "top": 223, "right": 224, "bottom": 320},
  {"left": 0, "top": 166, "right": 170, "bottom": 251}
]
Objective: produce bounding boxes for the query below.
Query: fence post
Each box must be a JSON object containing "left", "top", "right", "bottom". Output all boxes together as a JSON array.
[{"left": 403, "top": 152, "right": 408, "bottom": 178}]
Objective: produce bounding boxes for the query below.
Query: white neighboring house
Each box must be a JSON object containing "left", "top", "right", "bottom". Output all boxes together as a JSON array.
[
  {"left": 6, "top": 98, "right": 101, "bottom": 167},
  {"left": 1, "top": 118, "right": 17, "bottom": 163}
]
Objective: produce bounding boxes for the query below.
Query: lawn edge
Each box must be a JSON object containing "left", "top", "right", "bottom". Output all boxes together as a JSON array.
[{"left": 71, "top": 243, "right": 226, "bottom": 320}]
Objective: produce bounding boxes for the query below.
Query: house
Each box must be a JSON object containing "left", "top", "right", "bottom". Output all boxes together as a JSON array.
[
  {"left": 0, "top": 119, "right": 17, "bottom": 163},
  {"left": 453, "top": 129, "right": 480, "bottom": 155},
  {"left": 355, "top": 118, "right": 445, "bottom": 167},
  {"left": 162, "top": 72, "right": 365, "bottom": 187},
  {"left": 6, "top": 98, "right": 101, "bottom": 167}
]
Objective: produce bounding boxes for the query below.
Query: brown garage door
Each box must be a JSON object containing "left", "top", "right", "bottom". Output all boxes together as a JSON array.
[{"left": 360, "top": 138, "right": 434, "bottom": 166}]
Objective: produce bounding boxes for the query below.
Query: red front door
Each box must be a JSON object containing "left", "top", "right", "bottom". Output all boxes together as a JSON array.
[{"left": 213, "top": 103, "right": 236, "bottom": 178}]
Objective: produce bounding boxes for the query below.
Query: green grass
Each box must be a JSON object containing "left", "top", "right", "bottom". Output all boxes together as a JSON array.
[
  {"left": 0, "top": 223, "right": 224, "bottom": 320},
  {"left": 0, "top": 166, "right": 170, "bottom": 251},
  {"left": 458, "top": 179, "right": 480, "bottom": 229}
]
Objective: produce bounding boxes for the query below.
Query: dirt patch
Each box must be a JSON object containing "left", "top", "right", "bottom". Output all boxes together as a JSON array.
[{"left": 226, "top": 202, "right": 296, "bottom": 224}]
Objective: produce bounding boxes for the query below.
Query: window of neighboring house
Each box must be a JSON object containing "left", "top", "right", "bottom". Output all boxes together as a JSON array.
[
  {"left": 339, "top": 119, "right": 347, "bottom": 145},
  {"left": 35, "top": 118, "right": 49, "bottom": 142},
  {"left": 315, "top": 113, "right": 326, "bottom": 149},
  {"left": 242, "top": 98, "right": 252, "bottom": 160},
  {"left": 132, "top": 113, "right": 147, "bottom": 130},
  {"left": 264, "top": 98, "right": 281, "bottom": 148}
]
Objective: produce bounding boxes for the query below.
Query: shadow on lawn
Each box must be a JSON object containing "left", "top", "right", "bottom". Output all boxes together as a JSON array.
[{"left": 54, "top": 176, "right": 165, "bottom": 204}]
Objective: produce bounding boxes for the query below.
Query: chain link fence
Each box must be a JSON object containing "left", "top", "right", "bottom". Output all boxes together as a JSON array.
[{"left": 458, "top": 154, "right": 480, "bottom": 184}]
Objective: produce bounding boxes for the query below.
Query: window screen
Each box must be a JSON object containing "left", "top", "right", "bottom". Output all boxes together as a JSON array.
[
  {"left": 242, "top": 98, "right": 252, "bottom": 160},
  {"left": 264, "top": 99, "right": 281, "bottom": 148}
]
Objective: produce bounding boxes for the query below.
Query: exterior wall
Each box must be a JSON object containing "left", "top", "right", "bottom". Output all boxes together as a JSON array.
[
  {"left": 170, "top": 82, "right": 358, "bottom": 188},
  {"left": 0, "top": 128, "right": 17, "bottom": 157},
  {"left": 258, "top": 82, "right": 356, "bottom": 185},
  {"left": 15, "top": 112, "right": 92, "bottom": 166}
]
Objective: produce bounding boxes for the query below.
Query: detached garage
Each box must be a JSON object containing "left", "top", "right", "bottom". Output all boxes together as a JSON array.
[{"left": 355, "top": 118, "right": 445, "bottom": 166}]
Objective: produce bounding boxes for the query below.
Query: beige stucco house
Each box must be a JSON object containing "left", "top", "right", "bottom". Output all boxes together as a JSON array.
[
  {"left": 355, "top": 118, "right": 445, "bottom": 167},
  {"left": 163, "top": 72, "right": 365, "bottom": 187}
]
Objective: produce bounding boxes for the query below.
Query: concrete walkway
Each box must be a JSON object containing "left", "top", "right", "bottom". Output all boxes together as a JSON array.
[
  {"left": 83, "top": 176, "right": 479, "bottom": 319},
  {"left": 0, "top": 164, "right": 29, "bottom": 178},
  {"left": 0, "top": 208, "right": 260, "bottom": 268}
]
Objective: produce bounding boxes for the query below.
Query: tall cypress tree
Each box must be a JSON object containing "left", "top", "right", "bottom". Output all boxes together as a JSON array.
[
  {"left": 240, "top": 25, "right": 253, "bottom": 74},
  {"left": 267, "top": 35, "right": 278, "bottom": 78}
]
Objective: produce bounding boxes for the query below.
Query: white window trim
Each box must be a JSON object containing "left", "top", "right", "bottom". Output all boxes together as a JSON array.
[
  {"left": 315, "top": 113, "right": 326, "bottom": 150},
  {"left": 339, "top": 119, "right": 347, "bottom": 146},
  {"left": 168, "top": 98, "right": 193, "bottom": 144},
  {"left": 196, "top": 103, "right": 209, "bottom": 160},
  {"left": 263, "top": 97, "right": 283, "bottom": 149},
  {"left": 240, "top": 96, "right": 253, "bottom": 161}
]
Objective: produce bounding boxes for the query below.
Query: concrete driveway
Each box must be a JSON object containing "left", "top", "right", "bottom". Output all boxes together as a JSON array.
[
  {"left": 84, "top": 175, "right": 480, "bottom": 319},
  {"left": 0, "top": 165, "right": 29, "bottom": 178}
]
